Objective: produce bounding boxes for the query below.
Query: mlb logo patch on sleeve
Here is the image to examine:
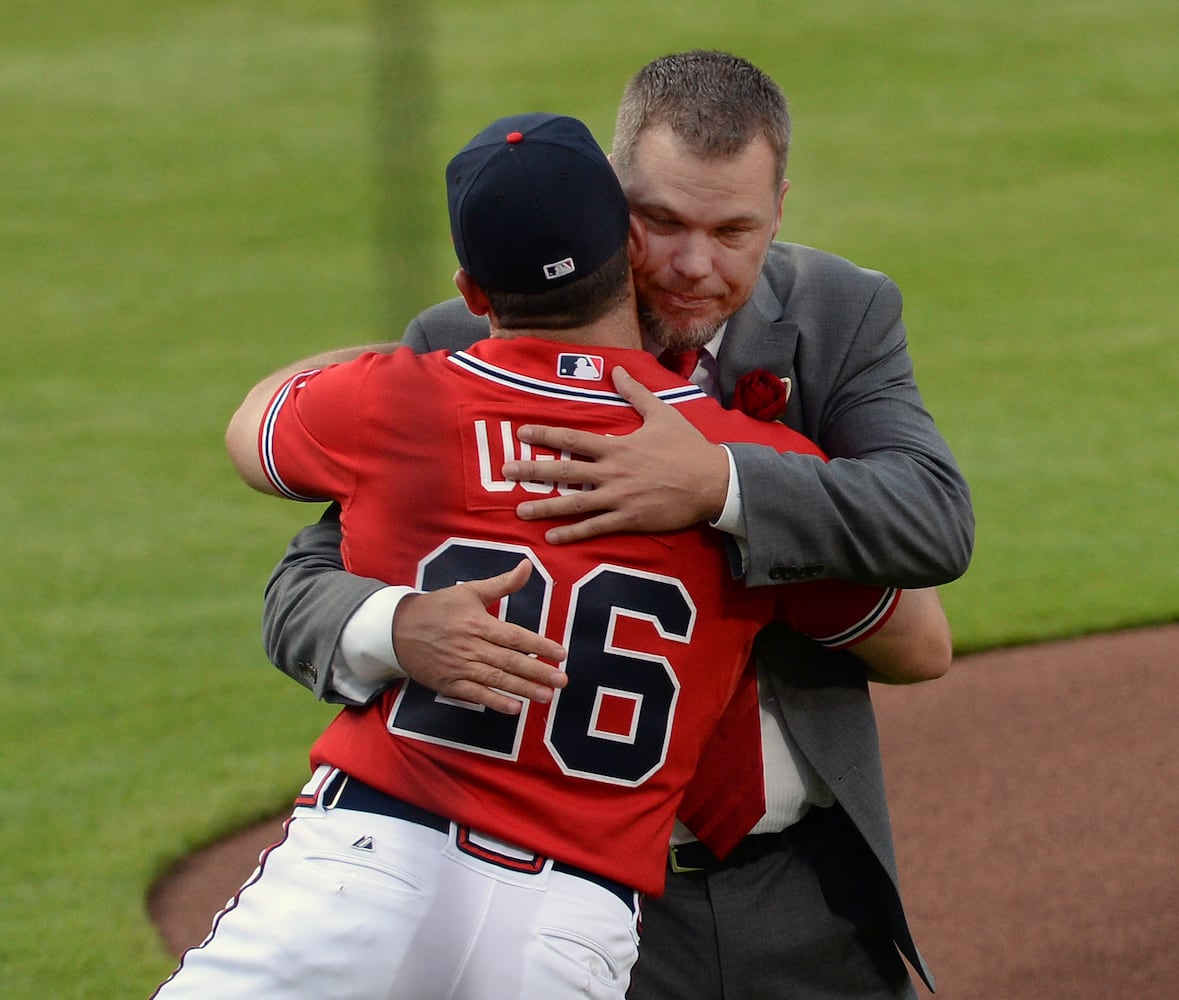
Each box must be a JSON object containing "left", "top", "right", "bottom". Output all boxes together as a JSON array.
[{"left": 557, "top": 353, "right": 604, "bottom": 381}]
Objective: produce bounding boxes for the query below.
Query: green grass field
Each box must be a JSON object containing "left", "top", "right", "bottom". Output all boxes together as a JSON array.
[{"left": 2, "top": 1, "right": 1176, "bottom": 994}]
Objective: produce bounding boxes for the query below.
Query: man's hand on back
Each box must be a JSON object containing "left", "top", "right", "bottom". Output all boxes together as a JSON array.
[{"left": 504, "top": 367, "right": 730, "bottom": 544}]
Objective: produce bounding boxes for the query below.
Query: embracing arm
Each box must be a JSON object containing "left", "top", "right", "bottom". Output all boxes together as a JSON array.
[
  {"left": 262, "top": 509, "right": 567, "bottom": 710},
  {"left": 505, "top": 264, "right": 973, "bottom": 590},
  {"left": 731, "top": 273, "right": 973, "bottom": 589},
  {"left": 262, "top": 508, "right": 391, "bottom": 704}
]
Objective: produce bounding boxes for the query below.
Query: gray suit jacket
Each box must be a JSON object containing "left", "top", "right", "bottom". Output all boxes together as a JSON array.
[{"left": 261, "top": 242, "right": 973, "bottom": 991}]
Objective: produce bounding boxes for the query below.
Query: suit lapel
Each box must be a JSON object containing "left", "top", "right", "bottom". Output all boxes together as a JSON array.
[{"left": 717, "top": 275, "right": 802, "bottom": 428}]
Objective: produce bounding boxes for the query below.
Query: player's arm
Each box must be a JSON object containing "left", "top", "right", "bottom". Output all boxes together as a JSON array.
[
  {"left": 256, "top": 304, "right": 569, "bottom": 710},
  {"left": 226, "top": 298, "right": 481, "bottom": 492},
  {"left": 850, "top": 587, "right": 952, "bottom": 684},
  {"left": 782, "top": 580, "right": 952, "bottom": 685},
  {"left": 225, "top": 343, "right": 397, "bottom": 494}
]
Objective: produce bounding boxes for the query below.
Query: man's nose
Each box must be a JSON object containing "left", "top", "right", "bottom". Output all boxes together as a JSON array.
[{"left": 671, "top": 232, "right": 714, "bottom": 280}]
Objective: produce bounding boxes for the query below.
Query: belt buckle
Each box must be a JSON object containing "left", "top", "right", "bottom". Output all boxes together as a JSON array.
[{"left": 668, "top": 844, "right": 707, "bottom": 874}]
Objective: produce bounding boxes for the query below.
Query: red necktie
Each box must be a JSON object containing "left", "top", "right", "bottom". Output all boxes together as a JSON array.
[
  {"left": 658, "top": 344, "right": 767, "bottom": 859},
  {"left": 676, "top": 655, "right": 767, "bottom": 860},
  {"left": 658, "top": 348, "right": 704, "bottom": 380}
]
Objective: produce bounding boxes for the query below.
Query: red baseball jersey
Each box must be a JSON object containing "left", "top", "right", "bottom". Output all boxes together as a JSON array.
[{"left": 260, "top": 337, "right": 898, "bottom": 895}]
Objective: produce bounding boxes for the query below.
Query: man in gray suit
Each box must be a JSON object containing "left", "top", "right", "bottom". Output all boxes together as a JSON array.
[{"left": 256, "top": 51, "right": 973, "bottom": 998}]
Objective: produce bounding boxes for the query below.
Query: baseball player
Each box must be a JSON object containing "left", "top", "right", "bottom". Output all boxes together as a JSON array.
[{"left": 153, "top": 113, "right": 950, "bottom": 999}]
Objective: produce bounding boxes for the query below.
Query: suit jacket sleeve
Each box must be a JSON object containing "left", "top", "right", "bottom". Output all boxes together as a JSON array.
[
  {"left": 260, "top": 505, "right": 387, "bottom": 704},
  {"left": 725, "top": 245, "right": 974, "bottom": 589},
  {"left": 261, "top": 301, "right": 488, "bottom": 702}
]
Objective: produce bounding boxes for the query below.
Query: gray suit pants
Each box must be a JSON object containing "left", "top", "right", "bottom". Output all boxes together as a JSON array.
[{"left": 628, "top": 806, "right": 918, "bottom": 1000}]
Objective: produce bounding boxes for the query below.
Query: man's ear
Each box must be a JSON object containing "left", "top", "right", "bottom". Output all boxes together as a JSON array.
[
  {"left": 455, "top": 269, "right": 491, "bottom": 317},
  {"left": 771, "top": 179, "right": 790, "bottom": 238},
  {"left": 627, "top": 214, "right": 647, "bottom": 272}
]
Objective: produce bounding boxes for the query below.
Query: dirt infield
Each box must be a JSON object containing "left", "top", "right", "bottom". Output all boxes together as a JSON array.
[{"left": 148, "top": 625, "right": 1179, "bottom": 998}]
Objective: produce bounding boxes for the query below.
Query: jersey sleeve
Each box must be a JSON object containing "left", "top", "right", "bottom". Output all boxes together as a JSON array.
[
  {"left": 774, "top": 579, "right": 901, "bottom": 649},
  {"left": 259, "top": 360, "right": 370, "bottom": 502}
]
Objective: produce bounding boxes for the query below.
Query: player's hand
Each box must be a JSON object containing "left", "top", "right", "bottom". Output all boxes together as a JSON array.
[
  {"left": 391, "top": 559, "right": 568, "bottom": 715},
  {"left": 504, "top": 366, "right": 731, "bottom": 544}
]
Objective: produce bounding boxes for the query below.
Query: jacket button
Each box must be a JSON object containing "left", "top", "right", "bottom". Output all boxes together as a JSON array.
[
  {"left": 297, "top": 660, "right": 318, "bottom": 683},
  {"left": 769, "top": 565, "right": 825, "bottom": 582}
]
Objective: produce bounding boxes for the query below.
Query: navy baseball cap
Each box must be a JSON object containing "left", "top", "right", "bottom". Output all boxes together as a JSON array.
[{"left": 446, "top": 113, "right": 631, "bottom": 293}]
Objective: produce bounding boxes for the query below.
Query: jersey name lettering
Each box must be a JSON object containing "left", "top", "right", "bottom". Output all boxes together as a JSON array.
[{"left": 472, "top": 419, "right": 588, "bottom": 497}]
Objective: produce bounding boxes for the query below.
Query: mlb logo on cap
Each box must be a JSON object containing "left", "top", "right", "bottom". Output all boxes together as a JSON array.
[
  {"left": 558, "top": 353, "right": 604, "bottom": 381},
  {"left": 544, "top": 257, "right": 576, "bottom": 281}
]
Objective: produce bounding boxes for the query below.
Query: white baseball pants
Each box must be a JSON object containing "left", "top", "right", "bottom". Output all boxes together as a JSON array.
[{"left": 152, "top": 767, "right": 640, "bottom": 999}]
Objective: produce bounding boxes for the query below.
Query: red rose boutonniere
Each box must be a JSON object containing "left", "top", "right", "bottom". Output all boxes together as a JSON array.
[{"left": 732, "top": 369, "right": 791, "bottom": 422}]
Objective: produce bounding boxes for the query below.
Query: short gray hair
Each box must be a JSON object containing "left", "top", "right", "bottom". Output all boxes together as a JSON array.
[{"left": 612, "top": 50, "right": 791, "bottom": 186}]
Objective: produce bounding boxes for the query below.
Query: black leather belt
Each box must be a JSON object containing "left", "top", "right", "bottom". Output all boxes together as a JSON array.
[
  {"left": 321, "top": 772, "right": 637, "bottom": 911},
  {"left": 668, "top": 830, "right": 789, "bottom": 874}
]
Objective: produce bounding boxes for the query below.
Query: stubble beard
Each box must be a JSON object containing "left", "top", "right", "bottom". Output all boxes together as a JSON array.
[{"left": 637, "top": 298, "right": 725, "bottom": 354}]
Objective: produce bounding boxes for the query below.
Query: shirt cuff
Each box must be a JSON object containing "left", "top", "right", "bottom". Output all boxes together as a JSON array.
[
  {"left": 710, "top": 445, "right": 750, "bottom": 572},
  {"left": 710, "top": 445, "right": 746, "bottom": 536},
  {"left": 335, "top": 585, "right": 415, "bottom": 701}
]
